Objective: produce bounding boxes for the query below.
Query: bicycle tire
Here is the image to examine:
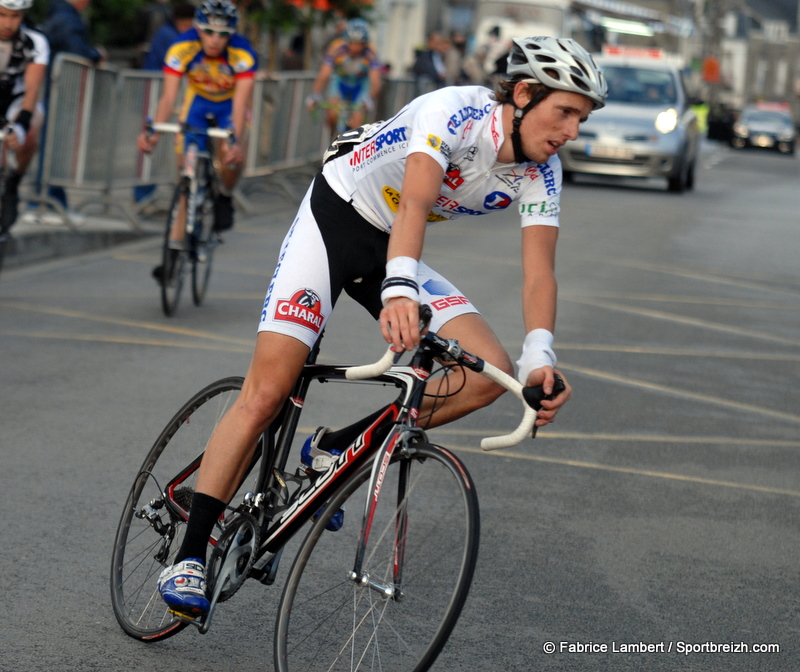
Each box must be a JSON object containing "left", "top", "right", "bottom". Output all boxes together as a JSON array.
[
  {"left": 160, "top": 183, "right": 188, "bottom": 317},
  {"left": 191, "top": 162, "right": 215, "bottom": 306},
  {"left": 275, "top": 442, "right": 480, "bottom": 672},
  {"left": 110, "top": 376, "right": 246, "bottom": 642}
]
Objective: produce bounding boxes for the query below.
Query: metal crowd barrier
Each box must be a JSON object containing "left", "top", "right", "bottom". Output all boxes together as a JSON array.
[{"left": 34, "top": 53, "right": 424, "bottom": 230}]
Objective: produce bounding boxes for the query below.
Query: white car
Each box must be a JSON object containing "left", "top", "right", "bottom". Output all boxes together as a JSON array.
[{"left": 558, "top": 54, "right": 701, "bottom": 193}]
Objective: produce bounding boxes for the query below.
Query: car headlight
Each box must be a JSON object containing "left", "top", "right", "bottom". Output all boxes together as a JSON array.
[
  {"left": 732, "top": 122, "right": 749, "bottom": 137},
  {"left": 655, "top": 109, "right": 678, "bottom": 134},
  {"left": 778, "top": 129, "right": 794, "bottom": 141}
]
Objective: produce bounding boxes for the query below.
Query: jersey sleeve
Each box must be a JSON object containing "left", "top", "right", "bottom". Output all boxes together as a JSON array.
[
  {"left": 405, "top": 92, "right": 470, "bottom": 172},
  {"left": 228, "top": 34, "right": 258, "bottom": 77},
  {"left": 517, "top": 158, "right": 562, "bottom": 228},
  {"left": 164, "top": 36, "right": 201, "bottom": 76},
  {"left": 27, "top": 29, "right": 50, "bottom": 66}
]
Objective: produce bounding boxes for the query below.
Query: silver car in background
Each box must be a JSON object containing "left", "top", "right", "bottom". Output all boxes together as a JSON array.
[{"left": 558, "top": 55, "right": 700, "bottom": 193}]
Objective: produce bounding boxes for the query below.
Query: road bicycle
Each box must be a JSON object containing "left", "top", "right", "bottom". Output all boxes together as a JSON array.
[
  {"left": 0, "top": 126, "right": 14, "bottom": 276},
  {"left": 147, "top": 120, "right": 234, "bottom": 317},
  {"left": 110, "top": 307, "right": 562, "bottom": 670}
]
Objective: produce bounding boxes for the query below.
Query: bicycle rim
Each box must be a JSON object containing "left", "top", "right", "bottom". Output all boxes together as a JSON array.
[
  {"left": 275, "top": 443, "right": 480, "bottom": 672},
  {"left": 160, "top": 187, "right": 187, "bottom": 317},
  {"left": 191, "top": 179, "right": 215, "bottom": 306},
  {"left": 110, "top": 377, "right": 245, "bottom": 642},
  {"left": 192, "top": 173, "right": 216, "bottom": 306}
]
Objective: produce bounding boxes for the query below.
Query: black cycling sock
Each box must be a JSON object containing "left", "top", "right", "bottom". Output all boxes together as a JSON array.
[
  {"left": 175, "top": 491, "right": 227, "bottom": 565},
  {"left": 318, "top": 404, "right": 392, "bottom": 454}
]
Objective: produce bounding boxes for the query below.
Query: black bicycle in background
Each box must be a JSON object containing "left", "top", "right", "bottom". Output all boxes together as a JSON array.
[
  {"left": 110, "top": 306, "right": 562, "bottom": 671},
  {"left": 147, "top": 121, "right": 234, "bottom": 317}
]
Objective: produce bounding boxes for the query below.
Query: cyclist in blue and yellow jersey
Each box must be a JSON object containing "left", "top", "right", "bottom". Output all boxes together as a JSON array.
[
  {"left": 306, "top": 18, "right": 382, "bottom": 138},
  {"left": 137, "top": 0, "right": 256, "bottom": 252}
]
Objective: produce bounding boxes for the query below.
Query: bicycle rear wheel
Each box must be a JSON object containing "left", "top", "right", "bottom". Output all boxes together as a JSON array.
[
  {"left": 160, "top": 184, "right": 188, "bottom": 317},
  {"left": 110, "top": 377, "right": 246, "bottom": 642},
  {"left": 275, "top": 442, "right": 480, "bottom": 672}
]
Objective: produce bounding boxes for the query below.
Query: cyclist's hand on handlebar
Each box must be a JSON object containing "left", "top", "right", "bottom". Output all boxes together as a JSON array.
[
  {"left": 222, "top": 142, "right": 243, "bottom": 166},
  {"left": 524, "top": 367, "right": 572, "bottom": 427},
  {"left": 137, "top": 131, "right": 157, "bottom": 153},
  {"left": 380, "top": 297, "right": 423, "bottom": 352}
]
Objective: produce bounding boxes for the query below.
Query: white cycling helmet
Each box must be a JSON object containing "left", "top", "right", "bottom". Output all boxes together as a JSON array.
[
  {"left": 507, "top": 36, "right": 607, "bottom": 110},
  {"left": 0, "top": 0, "right": 33, "bottom": 10}
]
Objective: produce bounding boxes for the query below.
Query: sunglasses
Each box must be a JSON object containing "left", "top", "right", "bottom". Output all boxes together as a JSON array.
[{"left": 200, "top": 27, "right": 233, "bottom": 38}]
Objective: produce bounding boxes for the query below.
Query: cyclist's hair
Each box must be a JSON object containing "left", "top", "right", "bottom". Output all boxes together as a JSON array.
[
  {"left": 493, "top": 78, "right": 553, "bottom": 109},
  {"left": 172, "top": 2, "right": 197, "bottom": 21}
]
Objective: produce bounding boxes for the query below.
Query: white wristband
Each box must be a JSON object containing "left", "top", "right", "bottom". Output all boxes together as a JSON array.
[
  {"left": 381, "top": 256, "right": 420, "bottom": 307},
  {"left": 516, "top": 328, "right": 557, "bottom": 385}
]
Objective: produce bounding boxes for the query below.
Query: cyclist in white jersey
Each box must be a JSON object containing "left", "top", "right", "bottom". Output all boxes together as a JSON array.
[
  {"left": 155, "top": 36, "right": 608, "bottom": 618},
  {"left": 0, "top": 0, "right": 48, "bottom": 235}
]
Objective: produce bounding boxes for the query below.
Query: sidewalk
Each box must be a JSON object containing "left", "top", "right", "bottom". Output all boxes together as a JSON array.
[{"left": 1, "top": 168, "right": 315, "bottom": 270}]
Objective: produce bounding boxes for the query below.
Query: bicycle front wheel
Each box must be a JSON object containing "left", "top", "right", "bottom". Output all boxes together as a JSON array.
[
  {"left": 160, "top": 184, "right": 188, "bottom": 317},
  {"left": 275, "top": 442, "right": 480, "bottom": 672},
  {"left": 110, "top": 377, "right": 244, "bottom": 642},
  {"left": 192, "top": 168, "right": 216, "bottom": 306}
]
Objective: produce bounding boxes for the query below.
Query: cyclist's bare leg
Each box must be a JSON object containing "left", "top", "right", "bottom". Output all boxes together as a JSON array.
[
  {"left": 346, "top": 107, "right": 366, "bottom": 130},
  {"left": 169, "top": 153, "right": 187, "bottom": 244},
  {"left": 420, "top": 312, "right": 512, "bottom": 428},
  {"left": 194, "top": 331, "right": 310, "bottom": 503},
  {"left": 325, "top": 102, "right": 340, "bottom": 137}
]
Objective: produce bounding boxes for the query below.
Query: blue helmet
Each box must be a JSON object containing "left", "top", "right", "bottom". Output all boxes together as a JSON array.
[
  {"left": 195, "top": 0, "right": 238, "bottom": 29},
  {"left": 345, "top": 18, "right": 370, "bottom": 43}
]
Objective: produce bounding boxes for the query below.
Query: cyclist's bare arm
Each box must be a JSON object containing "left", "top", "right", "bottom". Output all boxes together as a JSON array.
[
  {"left": 137, "top": 72, "right": 181, "bottom": 153},
  {"left": 223, "top": 75, "right": 254, "bottom": 165},
  {"left": 308, "top": 61, "right": 334, "bottom": 106},
  {"left": 368, "top": 67, "right": 382, "bottom": 103},
  {"left": 380, "top": 152, "right": 443, "bottom": 351}
]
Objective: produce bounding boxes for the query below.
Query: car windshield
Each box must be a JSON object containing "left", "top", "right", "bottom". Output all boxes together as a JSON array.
[
  {"left": 742, "top": 110, "right": 790, "bottom": 125},
  {"left": 603, "top": 65, "right": 678, "bottom": 105}
]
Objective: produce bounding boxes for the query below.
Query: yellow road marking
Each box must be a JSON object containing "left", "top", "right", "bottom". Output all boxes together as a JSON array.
[
  {"left": 452, "top": 444, "right": 800, "bottom": 498},
  {"left": 562, "top": 296, "right": 800, "bottom": 348}
]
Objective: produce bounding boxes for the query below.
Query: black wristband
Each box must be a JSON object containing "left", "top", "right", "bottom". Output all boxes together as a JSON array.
[
  {"left": 15, "top": 110, "right": 32, "bottom": 133},
  {"left": 380, "top": 276, "right": 419, "bottom": 293}
]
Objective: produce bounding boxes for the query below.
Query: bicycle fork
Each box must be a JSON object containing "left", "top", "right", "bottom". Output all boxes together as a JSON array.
[{"left": 348, "top": 426, "right": 424, "bottom": 602}]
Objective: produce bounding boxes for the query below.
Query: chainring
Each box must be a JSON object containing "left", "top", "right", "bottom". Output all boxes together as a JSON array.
[{"left": 207, "top": 512, "right": 260, "bottom": 603}]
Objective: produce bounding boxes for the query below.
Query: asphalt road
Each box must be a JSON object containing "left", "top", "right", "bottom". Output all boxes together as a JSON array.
[{"left": 1, "top": 141, "right": 799, "bottom": 671}]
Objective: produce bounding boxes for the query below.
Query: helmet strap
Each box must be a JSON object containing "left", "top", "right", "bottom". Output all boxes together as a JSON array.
[
  {"left": 511, "top": 102, "right": 535, "bottom": 164},
  {"left": 510, "top": 86, "right": 549, "bottom": 165}
]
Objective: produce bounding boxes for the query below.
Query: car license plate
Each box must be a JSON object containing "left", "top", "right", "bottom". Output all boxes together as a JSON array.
[{"left": 585, "top": 144, "right": 635, "bottom": 159}]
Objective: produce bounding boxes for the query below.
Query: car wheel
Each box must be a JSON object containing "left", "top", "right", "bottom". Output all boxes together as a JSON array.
[{"left": 667, "top": 160, "right": 688, "bottom": 193}]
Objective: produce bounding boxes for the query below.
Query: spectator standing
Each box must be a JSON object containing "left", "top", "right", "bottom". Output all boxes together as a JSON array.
[
  {"left": 0, "top": 0, "right": 49, "bottom": 236},
  {"left": 143, "top": 2, "right": 196, "bottom": 71},
  {"left": 42, "top": 0, "right": 104, "bottom": 65},
  {"left": 41, "top": 0, "right": 105, "bottom": 210},
  {"left": 411, "top": 32, "right": 448, "bottom": 95}
]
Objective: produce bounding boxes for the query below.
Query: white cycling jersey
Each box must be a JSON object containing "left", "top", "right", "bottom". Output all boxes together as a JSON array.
[
  {"left": 0, "top": 26, "right": 49, "bottom": 115},
  {"left": 322, "top": 85, "right": 563, "bottom": 232}
]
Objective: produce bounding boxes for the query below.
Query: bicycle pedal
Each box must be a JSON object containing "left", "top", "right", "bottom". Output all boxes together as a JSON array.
[{"left": 168, "top": 608, "right": 203, "bottom": 625}]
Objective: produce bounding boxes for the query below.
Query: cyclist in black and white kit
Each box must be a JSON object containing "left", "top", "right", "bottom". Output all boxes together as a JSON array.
[
  {"left": 156, "top": 36, "right": 608, "bottom": 617},
  {"left": 0, "top": 0, "right": 48, "bottom": 235}
]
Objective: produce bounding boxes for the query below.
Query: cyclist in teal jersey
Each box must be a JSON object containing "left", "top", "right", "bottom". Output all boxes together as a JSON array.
[{"left": 307, "top": 18, "right": 382, "bottom": 137}]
